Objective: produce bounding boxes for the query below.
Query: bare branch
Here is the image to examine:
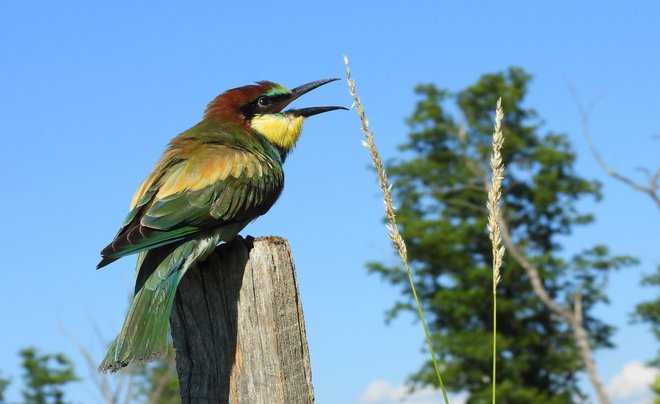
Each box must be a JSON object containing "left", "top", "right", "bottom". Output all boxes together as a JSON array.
[
  {"left": 444, "top": 198, "right": 489, "bottom": 213},
  {"left": 498, "top": 220, "right": 572, "bottom": 320},
  {"left": 462, "top": 119, "right": 613, "bottom": 403},
  {"left": 457, "top": 125, "right": 489, "bottom": 182},
  {"left": 574, "top": 286, "right": 583, "bottom": 326},
  {"left": 498, "top": 214, "right": 610, "bottom": 403},
  {"left": 60, "top": 327, "right": 126, "bottom": 404},
  {"left": 148, "top": 358, "right": 176, "bottom": 404},
  {"left": 566, "top": 81, "right": 660, "bottom": 209},
  {"left": 506, "top": 215, "right": 611, "bottom": 402}
]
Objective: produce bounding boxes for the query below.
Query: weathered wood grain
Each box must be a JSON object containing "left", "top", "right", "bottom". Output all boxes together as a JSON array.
[{"left": 170, "top": 236, "right": 314, "bottom": 404}]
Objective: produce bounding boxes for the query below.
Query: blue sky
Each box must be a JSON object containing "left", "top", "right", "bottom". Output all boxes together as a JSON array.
[{"left": 1, "top": 1, "right": 658, "bottom": 403}]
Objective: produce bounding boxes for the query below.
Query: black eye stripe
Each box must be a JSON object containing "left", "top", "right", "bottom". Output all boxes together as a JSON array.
[
  {"left": 240, "top": 93, "right": 291, "bottom": 119},
  {"left": 258, "top": 93, "right": 288, "bottom": 105}
]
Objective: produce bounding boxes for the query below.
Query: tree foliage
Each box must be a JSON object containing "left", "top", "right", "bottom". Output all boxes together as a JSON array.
[
  {"left": 1, "top": 344, "right": 177, "bottom": 403},
  {"left": 19, "top": 347, "right": 78, "bottom": 404},
  {"left": 369, "top": 67, "right": 637, "bottom": 402},
  {"left": 0, "top": 372, "right": 9, "bottom": 403},
  {"left": 632, "top": 265, "right": 660, "bottom": 367},
  {"left": 633, "top": 265, "right": 660, "bottom": 403}
]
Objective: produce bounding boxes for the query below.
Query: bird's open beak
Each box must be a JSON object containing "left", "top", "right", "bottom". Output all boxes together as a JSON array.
[{"left": 279, "top": 78, "right": 348, "bottom": 117}]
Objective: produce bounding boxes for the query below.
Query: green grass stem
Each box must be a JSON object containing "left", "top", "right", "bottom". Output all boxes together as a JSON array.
[{"left": 343, "top": 55, "right": 449, "bottom": 404}]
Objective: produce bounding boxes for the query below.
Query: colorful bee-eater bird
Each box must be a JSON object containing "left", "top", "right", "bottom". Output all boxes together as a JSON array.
[{"left": 97, "top": 78, "right": 345, "bottom": 372}]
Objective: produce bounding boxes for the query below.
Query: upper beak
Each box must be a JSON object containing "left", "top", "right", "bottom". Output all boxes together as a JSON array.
[
  {"left": 279, "top": 78, "right": 348, "bottom": 117},
  {"left": 290, "top": 78, "right": 341, "bottom": 100}
]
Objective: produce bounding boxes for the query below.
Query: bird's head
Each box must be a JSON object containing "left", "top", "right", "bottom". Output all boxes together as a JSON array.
[{"left": 204, "top": 78, "right": 346, "bottom": 152}]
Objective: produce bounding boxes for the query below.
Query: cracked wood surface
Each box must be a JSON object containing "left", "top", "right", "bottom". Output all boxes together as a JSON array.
[{"left": 170, "top": 236, "right": 314, "bottom": 404}]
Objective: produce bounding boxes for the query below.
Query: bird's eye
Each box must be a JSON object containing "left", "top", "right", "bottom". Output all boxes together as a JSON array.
[{"left": 257, "top": 97, "right": 271, "bottom": 108}]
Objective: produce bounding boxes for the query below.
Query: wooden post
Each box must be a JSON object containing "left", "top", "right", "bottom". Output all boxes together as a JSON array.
[{"left": 170, "top": 236, "right": 314, "bottom": 404}]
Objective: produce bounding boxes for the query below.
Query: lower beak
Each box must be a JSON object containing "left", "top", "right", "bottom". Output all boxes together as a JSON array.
[{"left": 286, "top": 106, "right": 348, "bottom": 118}]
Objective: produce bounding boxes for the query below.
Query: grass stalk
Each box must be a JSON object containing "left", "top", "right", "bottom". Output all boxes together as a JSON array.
[
  {"left": 487, "top": 98, "right": 505, "bottom": 404},
  {"left": 343, "top": 55, "right": 449, "bottom": 404}
]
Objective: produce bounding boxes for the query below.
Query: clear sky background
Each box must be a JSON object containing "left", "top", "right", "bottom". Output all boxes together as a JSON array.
[{"left": 1, "top": 1, "right": 658, "bottom": 403}]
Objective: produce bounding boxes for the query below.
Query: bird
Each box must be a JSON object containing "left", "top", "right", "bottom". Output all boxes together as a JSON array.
[{"left": 97, "top": 78, "right": 346, "bottom": 372}]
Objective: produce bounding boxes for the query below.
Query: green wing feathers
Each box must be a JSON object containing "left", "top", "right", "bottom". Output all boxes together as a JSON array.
[{"left": 97, "top": 139, "right": 283, "bottom": 268}]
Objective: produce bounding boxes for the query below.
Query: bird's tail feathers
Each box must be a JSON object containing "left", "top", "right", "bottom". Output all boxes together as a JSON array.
[
  {"left": 98, "top": 244, "right": 193, "bottom": 373},
  {"left": 98, "top": 235, "right": 220, "bottom": 373},
  {"left": 98, "top": 270, "right": 180, "bottom": 372}
]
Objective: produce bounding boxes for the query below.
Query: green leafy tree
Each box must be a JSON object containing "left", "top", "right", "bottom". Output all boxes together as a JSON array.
[
  {"left": 632, "top": 265, "right": 660, "bottom": 402},
  {"left": 19, "top": 347, "right": 78, "bottom": 404},
  {"left": 633, "top": 265, "right": 660, "bottom": 367},
  {"left": 652, "top": 376, "right": 660, "bottom": 404},
  {"left": 632, "top": 265, "right": 660, "bottom": 366},
  {"left": 0, "top": 372, "right": 9, "bottom": 403},
  {"left": 370, "top": 67, "right": 636, "bottom": 402}
]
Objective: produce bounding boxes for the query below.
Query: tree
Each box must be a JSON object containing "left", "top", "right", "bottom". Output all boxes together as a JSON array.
[
  {"left": 0, "top": 372, "right": 9, "bottom": 403},
  {"left": 19, "top": 347, "right": 78, "bottom": 404},
  {"left": 633, "top": 266, "right": 660, "bottom": 367},
  {"left": 632, "top": 265, "right": 660, "bottom": 403},
  {"left": 369, "top": 67, "right": 636, "bottom": 402},
  {"left": 3, "top": 341, "right": 176, "bottom": 404}
]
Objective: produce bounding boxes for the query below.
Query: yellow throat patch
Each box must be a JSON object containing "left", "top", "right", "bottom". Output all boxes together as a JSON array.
[{"left": 250, "top": 114, "right": 305, "bottom": 151}]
